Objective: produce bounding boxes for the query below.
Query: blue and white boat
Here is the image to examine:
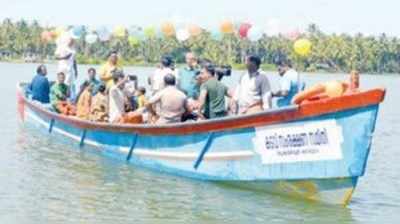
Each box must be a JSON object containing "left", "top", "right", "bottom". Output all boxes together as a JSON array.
[{"left": 17, "top": 82, "right": 385, "bottom": 205}]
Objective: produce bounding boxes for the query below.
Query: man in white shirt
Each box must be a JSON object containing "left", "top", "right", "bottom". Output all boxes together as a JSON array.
[
  {"left": 233, "top": 55, "right": 272, "bottom": 114},
  {"left": 109, "top": 71, "right": 128, "bottom": 123},
  {"left": 149, "top": 55, "right": 178, "bottom": 95},
  {"left": 55, "top": 34, "right": 78, "bottom": 102}
]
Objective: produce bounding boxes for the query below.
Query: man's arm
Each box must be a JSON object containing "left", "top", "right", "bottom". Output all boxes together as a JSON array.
[
  {"left": 197, "top": 88, "right": 208, "bottom": 111},
  {"left": 55, "top": 53, "right": 72, "bottom": 60},
  {"left": 260, "top": 76, "right": 272, "bottom": 109}
]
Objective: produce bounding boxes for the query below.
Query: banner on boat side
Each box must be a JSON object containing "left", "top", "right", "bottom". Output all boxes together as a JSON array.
[{"left": 253, "top": 120, "right": 343, "bottom": 164}]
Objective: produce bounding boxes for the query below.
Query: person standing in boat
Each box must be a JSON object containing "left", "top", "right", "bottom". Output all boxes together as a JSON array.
[
  {"left": 55, "top": 34, "right": 78, "bottom": 102},
  {"left": 197, "top": 62, "right": 232, "bottom": 119},
  {"left": 178, "top": 52, "right": 200, "bottom": 99},
  {"left": 149, "top": 55, "right": 178, "bottom": 95},
  {"left": 109, "top": 71, "right": 128, "bottom": 123},
  {"left": 146, "top": 74, "right": 189, "bottom": 124},
  {"left": 27, "top": 64, "right": 50, "bottom": 104},
  {"left": 99, "top": 51, "right": 122, "bottom": 89},
  {"left": 272, "top": 59, "right": 304, "bottom": 107},
  {"left": 233, "top": 55, "right": 272, "bottom": 114}
]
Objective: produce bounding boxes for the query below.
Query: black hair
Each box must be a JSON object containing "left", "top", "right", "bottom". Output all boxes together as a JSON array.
[
  {"left": 276, "top": 58, "right": 292, "bottom": 68},
  {"left": 201, "top": 62, "right": 216, "bottom": 76},
  {"left": 164, "top": 74, "right": 176, "bottom": 86},
  {"left": 161, "top": 55, "right": 174, "bottom": 68},
  {"left": 112, "top": 70, "right": 124, "bottom": 83},
  {"left": 128, "top": 75, "right": 137, "bottom": 81},
  {"left": 138, "top": 86, "right": 146, "bottom": 94},
  {"left": 107, "top": 50, "right": 118, "bottom": 58},
  {"left": 57, "top": 72, "right": 65, "bottom": 77},
  {"left": 98, "top": 83, "right": 106, "bottom": 93},
  {"left": 36, "top": 64, "right": 46, "bottom": 75},
  {"left": 88, "top": 67, "right": 96, "bottom": 74},
  {"left": 247, "top": 55, "right": 261, "bottom": 68}
]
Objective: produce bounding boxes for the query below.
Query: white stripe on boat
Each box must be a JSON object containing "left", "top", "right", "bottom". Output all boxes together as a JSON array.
[{"left": 26, "top": 111, "right": 255, "bottom": 161}]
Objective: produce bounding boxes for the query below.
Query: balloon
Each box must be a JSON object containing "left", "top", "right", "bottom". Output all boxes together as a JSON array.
[
  {"left": 188, "top": 24, "right": 202, "bottom": 37},
  {"left": 128, "top": 36, "right": 140, "bottom": 47},
  {"left": 161, "top": 21, "right": 175, "bottom": 37},
  {"left": 41, "top": 31, "right": 53, "bottom": 42},
  {"left": 248, "top": 26, "right": 263, "bottom": 41},
  {"left": 176, "top": 29, "right": 190, "bottom": 42},
  {"left": 144, "top": 26, "right": 156, "bottom": 39},
  {"left": 220, "top": 20, "right": 234, "bottom": 34},
  {"left": 70, "top": 25, "right": 84, "bottom": 39},
  {"left": 211, "top": 30, "right": 222, "bottom": 41},
  {"left": 85, "top": 33, "right": 98, "bottom": 44},
  {"left": 97, "top": 26, "right": 111, "bottom": 41},
  {"left": 56, "top": 33, "right": 72, "bottom": 47},
  {"left": 54, "top": 26, "right": 66, "bottom": 38},
  {"left": 294, "top": 38, "right": 312, "bottom": 56},
  {"left": 238, "top": 23, "right": 252, "bottom": 39},
  {"left": 284, "top": 29, "right": 301, "bottom": 41},
  {"left": 113, "top": 25, "right": 127, "bottom": 38}
]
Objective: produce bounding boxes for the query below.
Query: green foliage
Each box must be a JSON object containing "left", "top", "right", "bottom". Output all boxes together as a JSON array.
[{"left": 1, "top": 19, "right": 400, "bottom": 74}]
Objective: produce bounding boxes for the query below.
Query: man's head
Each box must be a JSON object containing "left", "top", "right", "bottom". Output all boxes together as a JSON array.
[
  {"left": 199, "top": 62, "right": 216, "bottom": 82},
  {"left": 161, "top": 55, "right": 174, "bottom": 68},
  {"left": 57, "top": 72, "right": 66, "bottom": 84},
  {"left": 37, "top": 64, "right": 47, "bottom": 76},
  {"left": 98, "top": 83, "right": 106, "bottom": 94},
  {"left": 108, "top": 51, "right": 118, "bottom": 65},
  {"left": 138, "top": 86, "right": 146, "bottom": 95},
  {"left": 185, "top": 52, "right": 197, "bottom": 68},
  {"left": 277, "top": 59, "right": 292, "bottom": 76},
  {"left": 246, "top": 55, "right": 261, "bottom": 74},
  {"left": 88, "top": 67, "right": 96, "bottom": 80},
  {"left": 164, "top": 74, "right": 176, "bottom": 86},
  {"left": 112, "top": 70, "right": 126, "bottom": 88}
]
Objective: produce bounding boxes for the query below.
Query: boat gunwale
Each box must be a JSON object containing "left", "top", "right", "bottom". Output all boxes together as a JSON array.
[{"left": 17, "top": 82, "right": 386, "bottom": 135}]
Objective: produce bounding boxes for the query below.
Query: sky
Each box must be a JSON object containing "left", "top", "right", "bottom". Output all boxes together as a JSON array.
[{"left": 0, "top": 0, "right": 399, "bottom": 36}]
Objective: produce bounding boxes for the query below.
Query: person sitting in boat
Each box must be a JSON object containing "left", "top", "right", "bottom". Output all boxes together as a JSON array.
[
  {"left": 84, "top": 67, "right": 101, "bottom": 96},
  {"left": 197, "top": 62, "right": 232, "bottom": 119},
  {"left": 90, "top": 84, "right": 109, "bottom": 122},
  {"left": 178, "top": 52, "right": 200, "bottom": 100},
  {"left": 50, "top": 72, "right": 75, "bottom": 115},
  {"left": 76, "top": 81, "right": 93, "bottom": 120},
  {"left": 146, "top": 74, "right": 190, "bottom": 124},
  {"left": 99, "top": 51, "right": 122, "bottom": 90},
  {"left": 124, "top": 75, "right": 138, "bottom": 111},
  {"left": 149, "top": 55, "right": 178, "bottom": 95},
  {"left": 292, "top": 70, "right": 361, "bottom": 104},
  {"left": 271, "top": 59, "right": 305, "bottom": 107},
  {"left": 135, "top": 87, "right": 147, "bottom": 109},
  {"left": 232, "top": 55, "right": 272, "bottom": 115},
  {"left": 27, "top": 64, "right": 50, "bottom": 104},
  {"left": 109, "top": 70, "right": 128, "bottom": 123}
]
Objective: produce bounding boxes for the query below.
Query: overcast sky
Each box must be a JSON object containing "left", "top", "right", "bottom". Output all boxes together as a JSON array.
[{"left": 0, "top": 0, "right": 399, "bottom": 36}]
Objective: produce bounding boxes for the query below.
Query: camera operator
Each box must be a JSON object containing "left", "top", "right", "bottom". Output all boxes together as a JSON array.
[
  {"left": 197, "top": 62, "right": 233, "bottom": 119},
  {"left": 232, "top": 55, "right": 272, "bottom": 115}
]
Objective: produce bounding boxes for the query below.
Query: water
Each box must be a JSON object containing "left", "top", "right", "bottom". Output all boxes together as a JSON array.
[{"left": 0, "top": 62, "right": 399, "bottom": 223}]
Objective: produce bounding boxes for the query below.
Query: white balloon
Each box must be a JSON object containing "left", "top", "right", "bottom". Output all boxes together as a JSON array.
[
  {"left": 248, "top": 26, "right": 263, "bottom": 41},
  {"left": 176, "top": 29, "right": 190, "bottom": 42},
  {"left": 97, "top": 26, "right": 111, "bottom": 41},
  {"left": 85, "top": 33, "right": 98, "bottom": 44}
]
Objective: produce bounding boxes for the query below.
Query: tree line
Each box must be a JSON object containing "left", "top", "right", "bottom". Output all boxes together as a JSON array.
[{"left": 1, "top": 19, "right": 400, "bottom": 74}]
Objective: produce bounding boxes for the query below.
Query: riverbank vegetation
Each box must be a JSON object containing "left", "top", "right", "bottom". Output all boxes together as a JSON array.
[{"left": 1, "top": 19, "right": 400, "bottom": 73}]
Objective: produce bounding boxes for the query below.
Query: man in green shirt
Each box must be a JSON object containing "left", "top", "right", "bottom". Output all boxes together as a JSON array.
[
  {"left": 197, "top": 62, "right": 232, "bottom": 119},
  {"left": 178, "top": 52, "right": 200, "bottom": 99},
  {"left": 50, "top": 72, "right": 70, "bottom": 111}
]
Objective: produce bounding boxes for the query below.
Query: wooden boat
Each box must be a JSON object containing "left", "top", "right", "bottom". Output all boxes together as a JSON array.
[{"left": 16, "top": 82, "right": 385, "bottom": 205}]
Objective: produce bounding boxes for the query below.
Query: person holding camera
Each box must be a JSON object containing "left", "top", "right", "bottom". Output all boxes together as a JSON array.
[
  {"left": 233, "top": 55, "right": 272, "bottom": 115},
  {"left": 197, "top": 62, "right": 233, "bottom": 119}
]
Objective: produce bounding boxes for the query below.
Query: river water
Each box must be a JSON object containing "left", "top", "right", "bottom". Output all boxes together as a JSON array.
[{"left": 0, "top": 62, "right": 399, "bottom": 223}]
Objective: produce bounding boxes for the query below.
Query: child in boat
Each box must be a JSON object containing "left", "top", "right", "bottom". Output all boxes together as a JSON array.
[
  {"left": 90, "top": 84, "right": 109, "bottom": 122},
  {"left": 76, "top": 81, "right": 93, "bottom": 120},
  {"left": 124, "top": 75, "right": 138, "bottom": 111},
  {"left": 50, "top": 72, "right": 75, "bottom": 115},
  {"left": 136, "top": 87, "right": 147, "bottom": 109}
]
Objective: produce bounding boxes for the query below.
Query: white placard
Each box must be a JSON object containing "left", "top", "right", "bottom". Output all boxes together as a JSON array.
[{"left": 253, "top": 120, "right": 343, "bottom": 164}]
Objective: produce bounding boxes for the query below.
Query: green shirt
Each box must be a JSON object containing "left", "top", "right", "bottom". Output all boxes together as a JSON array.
[
  {"left": 200, "top": 78, "right": 228, "bottom": 119},
  {"left": 179, "top": 67, "right": 199, "bottom": 99},
  {"left": 50, "top": 83, "right": 69, "bottom": 109}
]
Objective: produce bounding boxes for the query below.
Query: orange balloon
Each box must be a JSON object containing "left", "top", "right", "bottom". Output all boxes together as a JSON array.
[
  {"left": 161, "top": 21, "right": 175, "bottom": 37},
  {"left": 220, "top": 20, "right": 234, "bottom": 34},
  {"left": 188, "top": 24, "right": 202, "bottom": 37},
  {"left": 41, "top": 31, "right": 53, "bottom": 42}
]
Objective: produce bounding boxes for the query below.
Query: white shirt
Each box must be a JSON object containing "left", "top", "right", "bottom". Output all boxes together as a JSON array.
[
  {"left": 150, "top": 67, "right": 179, "bottom": 94},
  {"left": 109, "top": 86, "right": 126, "bottom": 122},
  {"left": 234, "top": 71, "right": 272, "bottom": 113},
  {"left": 280, "top": 69, "right": 299, "bottom": 92},
  {"left": 55, "top": 46, "right": 76, "bottom": 86}
]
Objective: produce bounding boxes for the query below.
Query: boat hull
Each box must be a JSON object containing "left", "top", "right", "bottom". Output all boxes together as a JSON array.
[{"left": 17, "top": 84, "right": 384, "bottom": 205}]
